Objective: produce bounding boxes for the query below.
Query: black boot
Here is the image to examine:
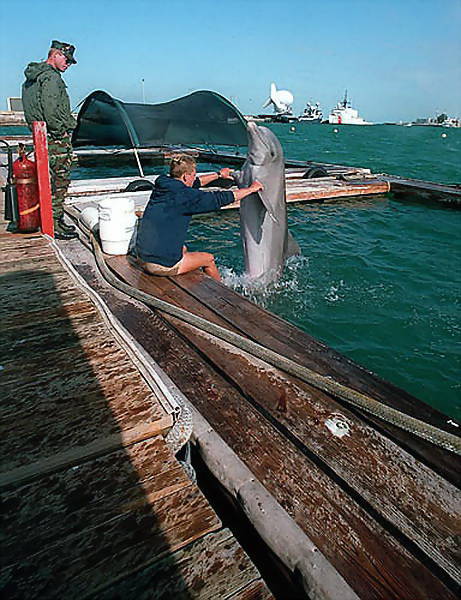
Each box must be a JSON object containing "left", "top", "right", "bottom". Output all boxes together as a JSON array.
[
  {"left": 58, "top": 215, "right": 76, "bottom": 232},
  {"left": 55, "top": 229, "right": 79, "bottom": 240}
]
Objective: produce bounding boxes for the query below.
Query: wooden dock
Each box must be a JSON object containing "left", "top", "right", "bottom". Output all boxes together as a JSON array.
[
  {"left": 55, "top": 210, "right": 461, "bottom": 600},
  {"left": 65, "top": 171, "right": 390, "bottom": 214},
  {"left": 0, "top": 232, "right": 272, "bottom": 599}
]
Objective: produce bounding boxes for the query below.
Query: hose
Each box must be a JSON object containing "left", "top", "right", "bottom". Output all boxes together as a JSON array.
[{"left": 90, "top": 232, "right": 460, "bottom": 455}]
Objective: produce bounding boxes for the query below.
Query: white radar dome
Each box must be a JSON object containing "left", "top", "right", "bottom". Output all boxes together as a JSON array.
[{"left": 263, "top": 83, "right": 294, "bottom": 114}]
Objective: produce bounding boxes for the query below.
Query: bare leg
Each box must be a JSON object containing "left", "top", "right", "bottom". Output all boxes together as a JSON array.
[{"left": 177, "top": 251, "right": 221, "bottom": 281}]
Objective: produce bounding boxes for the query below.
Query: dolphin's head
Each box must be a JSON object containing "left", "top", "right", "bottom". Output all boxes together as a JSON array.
[{"left": 246, "top": 121, "right": 283, "bottom": 166}]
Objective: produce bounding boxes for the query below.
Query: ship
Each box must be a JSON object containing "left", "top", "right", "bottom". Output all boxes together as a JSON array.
[
  {"left": 328, "top": 90, "right": 372, "bottom": 125},
  {"left": 299, "top": 101, "right": 323, "bottom": 123}
]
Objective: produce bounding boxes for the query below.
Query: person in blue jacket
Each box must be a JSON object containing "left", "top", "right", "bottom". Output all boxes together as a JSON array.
[{"left": 136, "top": 154, "right": 263, "bottom": 281}]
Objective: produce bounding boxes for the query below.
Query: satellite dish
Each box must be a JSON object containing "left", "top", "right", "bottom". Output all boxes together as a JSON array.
[{"left": 263, "top": 83, "right": 294, "bottom": 114}]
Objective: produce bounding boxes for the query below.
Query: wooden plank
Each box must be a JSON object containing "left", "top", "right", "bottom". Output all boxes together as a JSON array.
[
  {"left": 1, "top": 330, "right": 168, "bottom": 473},
  {"left": 226, "top": 579, "right": 274, "bottom": 600},
  {"left": 0, "top": 414, "right": 173, "bottom": 489},
  {"left": 0, "top": 485, "right": 221, "bottom": 600},
  {"left": 386, "top": 176, "right": 461, "bottom": 205},
  {"left": 78, "top": 261, "right": 457, "bottom": 600},
  {"left": 172, "top": 270, "right": 461, "bottom": 485},
  {"left": 177, "top": 319, "right": 461, "bottom": 581},
  {"left": 1, "top": 436, "right": 187, "bottom": 566},
  {"left": 106, "top": 264, "right": 460, "bottom": 583},
  {"left": 109, "top": 256, "right": 459, "bottom": 436},
  {"left": 0, "top": 253, "right": 66, "bottom": 275},
  {"left": 94, "top": 528, "right": 272, "bottom": 600},
  {"left": 0, "top": 300, "right": 95, "bottom": 331},
  {"left": 0, "top": 269, "right": 86, "bottom": 314}
]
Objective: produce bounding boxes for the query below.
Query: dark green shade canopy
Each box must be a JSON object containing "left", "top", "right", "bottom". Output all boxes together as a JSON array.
[{"left": 72, "top": 90, "right": 248, "bottom": 148}]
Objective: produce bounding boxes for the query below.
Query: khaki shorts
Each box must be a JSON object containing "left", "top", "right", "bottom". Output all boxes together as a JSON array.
[{"left": 138, "top": 258, "right": 183, "bottom": 276}]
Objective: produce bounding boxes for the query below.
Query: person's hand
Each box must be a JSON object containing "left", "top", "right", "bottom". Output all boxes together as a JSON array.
[
  {"left": 250, "top": 180, "right": 264, "bottom": 193},
  {"left": 219, "top": 168, "right": 234, "bottom": 179}
]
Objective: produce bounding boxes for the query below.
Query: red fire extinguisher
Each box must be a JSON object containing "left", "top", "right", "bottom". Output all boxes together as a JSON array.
[{"left": 13, "top": 146, "right": 40, "bottom": 232}]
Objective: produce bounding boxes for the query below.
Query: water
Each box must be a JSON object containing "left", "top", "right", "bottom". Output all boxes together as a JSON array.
[
  {"left": 3, "top": 124, "right": 460, "bottom": 419},
  {"left": 183, "top": 125, "right": 461, "bottom": 421}
]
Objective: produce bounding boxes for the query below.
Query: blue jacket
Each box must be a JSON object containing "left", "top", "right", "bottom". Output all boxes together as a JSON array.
[{"left": 136, "top": 174, "right": 234, "bottom": 267}]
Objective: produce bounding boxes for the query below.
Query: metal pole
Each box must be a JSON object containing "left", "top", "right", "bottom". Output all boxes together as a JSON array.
[
  {"left": 133, "top": 146, "right": 145, "bottom": 178},
  {"left": 141, "top": 78, "right": 145, "bottom": 104}
]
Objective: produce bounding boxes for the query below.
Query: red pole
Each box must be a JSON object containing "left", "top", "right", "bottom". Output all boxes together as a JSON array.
[{"left": 32, "top": 121, "right": 54, "bottom": 237}]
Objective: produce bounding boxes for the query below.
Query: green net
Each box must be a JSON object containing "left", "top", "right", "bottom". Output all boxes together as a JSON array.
[{"left": 72, "top": 90, "right": 248, "bottom": 148}]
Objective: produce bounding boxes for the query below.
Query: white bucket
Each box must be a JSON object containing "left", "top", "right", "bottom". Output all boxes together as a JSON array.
[
  {"left": 98, "top": 196, "right": 137, "bottom": 255},
  {"left": 79, "top": 206, "right": 99, "bottom": 231}
]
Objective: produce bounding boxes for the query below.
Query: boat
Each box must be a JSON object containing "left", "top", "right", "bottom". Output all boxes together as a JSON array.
[
  {"left": 328, "top": 90, "right": 372, "bottom": 125},
  {"left": 299, "top": 101, "right": 323, "bottom": 123}
]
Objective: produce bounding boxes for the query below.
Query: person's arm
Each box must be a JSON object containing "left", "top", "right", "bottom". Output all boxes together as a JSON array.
[
  {"left": 181, "top": 179, "right": 263, "bottom": 214},
  {"left": 197, "top": 168, "right": 233, "bottom": 187},
  {"left": 232, "top": 180, "right": 263, "bottom": 202}
]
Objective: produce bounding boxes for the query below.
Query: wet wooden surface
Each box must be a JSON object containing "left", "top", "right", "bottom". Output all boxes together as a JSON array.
[
  {"left": 100, "top": 253, "right": 461, "bottom": 600},
  {"left": 0, "top": 234, "right": 271, "bottom": 599}
]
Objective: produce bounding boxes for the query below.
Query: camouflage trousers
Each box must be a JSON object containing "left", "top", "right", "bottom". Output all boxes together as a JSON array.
[{"left": 47, "top": 134, "right": 74, "bottom": 225}]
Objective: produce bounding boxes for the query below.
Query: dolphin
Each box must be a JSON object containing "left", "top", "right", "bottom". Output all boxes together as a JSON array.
[{"left": 233, "top": 121, "right": 300, "bottom": 284}]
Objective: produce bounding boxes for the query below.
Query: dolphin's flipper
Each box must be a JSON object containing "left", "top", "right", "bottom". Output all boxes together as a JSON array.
[{"left": 257, "top": 189, "right": 279, "bottom": 223}]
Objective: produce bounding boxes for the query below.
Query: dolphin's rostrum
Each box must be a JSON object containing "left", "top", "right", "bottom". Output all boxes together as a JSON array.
[{"left": 233, "top": 122, "right": 300, "bottom": 285}]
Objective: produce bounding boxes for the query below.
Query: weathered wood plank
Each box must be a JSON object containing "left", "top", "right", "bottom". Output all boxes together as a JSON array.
[
  {"left": 79, "top": 261, "right": 457, "bottom": 600},
  {"left": 0, "top": 253, "right": 68, "bottom": 276},
  {"left": 226, "top": 580, "right": 274, "bottom": 600},
  {"left": 1, "top": 344, "right": 168, "bottom": 473},
  {"left": 0, "top": 242, "right": 53, "bottom": 261},
  {"left": 0, "top": 227, "right": 268, "bottom": 600},
  {"left": 170, "top": 318, "right": 461, "bottom": 582},
  {"left": 172, "top": 270, "right": 461, "bottom": 485},
  {"left": 0, "top": 269, "right": 86, "bottom": 314},
  {"left": 2, "top": 436, "right": 188, "bottom": 566},
  {"left": 93, "top": 528, "right": 272, "bottom": 600},
  {"left": 0, "top": 485, "right": 221, "bottom": 600},
  {"left": 0, "top": 415, "right": 173, "bottom": 490},
  {"left": 109, "top": 254, "right": 461, "bottom": 441},
  {"left": 0, "top": 300, "right": 95, "bottom": 331},
  {"left": 116, "top": 270, "right": 460, "bottom": 585}
]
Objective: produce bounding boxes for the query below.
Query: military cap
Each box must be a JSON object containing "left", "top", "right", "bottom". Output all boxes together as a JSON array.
[{"left": 51, "top": 40, "right": 77, "bottom": 64}]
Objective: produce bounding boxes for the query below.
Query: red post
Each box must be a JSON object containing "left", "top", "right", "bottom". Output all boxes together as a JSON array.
[{"left": 32, "top": 121, "right": 54, "bottom": 237}]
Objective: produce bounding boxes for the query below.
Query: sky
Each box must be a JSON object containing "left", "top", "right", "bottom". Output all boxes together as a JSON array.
[{"left": 1, "top": 0, "right": 460, "bottom": 123}]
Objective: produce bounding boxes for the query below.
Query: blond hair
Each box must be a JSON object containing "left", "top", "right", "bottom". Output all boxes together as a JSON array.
[{"left": 169, "top": 154, "right": 196, "bottom": 178}]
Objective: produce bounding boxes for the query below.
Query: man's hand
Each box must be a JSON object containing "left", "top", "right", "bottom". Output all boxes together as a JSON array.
[
  {"left": 219, "top": 168, "right": 234, "bottom": 179},
  {"left": 250, "top": 180, "right": 264, "bottom": 193}
]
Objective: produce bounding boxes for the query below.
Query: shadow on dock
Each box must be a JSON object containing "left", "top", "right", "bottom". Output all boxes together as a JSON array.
[{"left": 0, "top": 237, "right": 269, "bottom": 598}]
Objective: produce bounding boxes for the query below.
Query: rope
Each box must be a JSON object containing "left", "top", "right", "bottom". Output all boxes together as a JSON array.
[
  {"left": 90, "top": 232, "right": 460, "bottom": 455},
  {"left": 49, "top": 233, "right": 193, "bottom": 454}
]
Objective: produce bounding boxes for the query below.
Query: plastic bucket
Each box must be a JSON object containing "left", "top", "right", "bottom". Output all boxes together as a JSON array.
[
  {"left": 79, "top": 206, "right": 99, "bottom": 231},
  {"left": 98, "top": 196, "right": 137, "bottom": 255}
]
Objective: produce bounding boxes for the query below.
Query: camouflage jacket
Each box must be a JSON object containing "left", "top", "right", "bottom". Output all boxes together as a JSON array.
[{"left": 22, "top": 62, "right": 77, "bottom": 139}]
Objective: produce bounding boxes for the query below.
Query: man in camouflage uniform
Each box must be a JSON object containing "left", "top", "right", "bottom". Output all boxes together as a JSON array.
[{"left": 22, "top": 40, "right": 78, "bottom": 239}]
